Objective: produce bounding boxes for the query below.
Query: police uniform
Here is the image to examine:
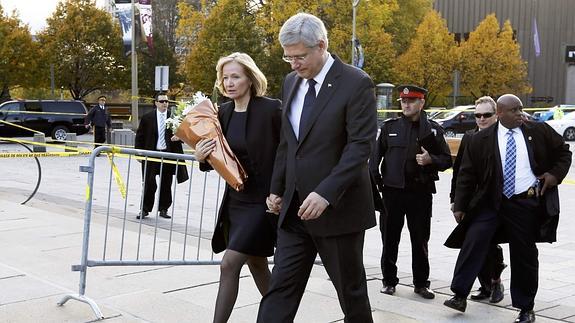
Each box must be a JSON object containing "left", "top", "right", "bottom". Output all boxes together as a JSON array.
[{"left": 370, "top": 85, "right": 452, "bottom": 298}]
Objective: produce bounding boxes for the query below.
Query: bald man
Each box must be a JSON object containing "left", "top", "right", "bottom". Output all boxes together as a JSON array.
[{"left": 444, "top": 94, "right": 572, "bottom": 323}]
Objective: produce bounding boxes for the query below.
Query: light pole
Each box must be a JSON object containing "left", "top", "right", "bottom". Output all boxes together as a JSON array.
[
  {"left": 351, "top": 0, "right": 361, "bottom": 65},
  {"left": 131, "top": 0, "right": 139, "bottom": 129}
]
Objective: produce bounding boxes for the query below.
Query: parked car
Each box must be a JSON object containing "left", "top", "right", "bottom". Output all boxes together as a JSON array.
[
  {"left": 545, "top": 111, "right": 575, "bottom": 141},
  {"left": 532, "top": 105, "right": 575, "bottom": 122},
  {"left": 0, "top": 100, "right": 89, "bottom": 140},
  {"left": 431, "top": 105, "right": 476, "bottom": 137}
]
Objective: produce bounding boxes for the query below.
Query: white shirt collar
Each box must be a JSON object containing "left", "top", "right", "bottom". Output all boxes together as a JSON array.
[{"left": 307, "top": 54, "right": 334, "bottom": 90}]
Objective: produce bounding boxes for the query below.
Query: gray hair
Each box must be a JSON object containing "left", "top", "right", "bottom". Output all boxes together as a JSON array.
[
  {"left": 475, "top": 96, "right": 496, "bottom": 113},
  {"left": 279, "top": 13, "right": 328, "bottom": 48}
]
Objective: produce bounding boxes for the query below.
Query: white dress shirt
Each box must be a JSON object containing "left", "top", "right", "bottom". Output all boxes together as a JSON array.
[
  {"left": 497, "top": 123, "right": 537, "bottom": 194},
  {"left": 288, "top": 54, "right": 335, "bottom": 139}
]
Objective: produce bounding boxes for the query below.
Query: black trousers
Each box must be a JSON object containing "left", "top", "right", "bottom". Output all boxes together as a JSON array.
[
  {"left": 450, "top": 197, "right": 539, "bottom": 310},
  {"left": 141, "top": 160, "right": 174, "bottom": 213},
  {"left": 381, "top": 187, "right": 432, "bottom": 288},
  {"left": 257, "top": 194, "right": 373, "bottom": 323},
  {"left": 477, "top": 244, "right": 506, "bottom": 292},
  {"left": 94, "top": 126, "right": 106, "bottom": 148}
]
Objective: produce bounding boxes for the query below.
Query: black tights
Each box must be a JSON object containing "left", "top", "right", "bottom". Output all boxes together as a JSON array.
[{"left": 213, "top": 249, "right": 271, "bottom": 323}]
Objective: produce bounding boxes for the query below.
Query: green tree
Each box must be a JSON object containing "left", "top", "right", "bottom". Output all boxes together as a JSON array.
[
  {"left": 0, "top": 5, "right": 40, "bottom": 101},
  {"left": 37, "top": 0, "right": 127, "bottom": 100},
  {"left": 138, "top": 31, "right": 184, "bottom": 99},
  {"left": 393, "top": 10, "right": 457, "bottom": 106},
  {"left": 458, "top": 14, "right": 531, "bottom": 98}
]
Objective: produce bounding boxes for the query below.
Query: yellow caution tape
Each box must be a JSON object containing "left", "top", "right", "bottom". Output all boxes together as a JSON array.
[
  {"left": 85, "top": 185, "right": 91, "bottom": 201},
  {"left": 0, "top": 151, "right": 91, "bottom": 158},
  {"left": 107, "top": 153, "right": 127, "bottom": 199},
  {"left": 0, "top": 120, "right": 43, "bottom": 134}
]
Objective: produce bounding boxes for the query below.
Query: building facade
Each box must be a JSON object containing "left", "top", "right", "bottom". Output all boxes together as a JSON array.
[{"left": 434, "top": 0, "right": 575, "bottom": 105}]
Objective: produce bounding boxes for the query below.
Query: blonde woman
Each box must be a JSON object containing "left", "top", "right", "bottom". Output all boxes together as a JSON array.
[{"left": 194, "top": 53, "right": 281, "bottom": 323}]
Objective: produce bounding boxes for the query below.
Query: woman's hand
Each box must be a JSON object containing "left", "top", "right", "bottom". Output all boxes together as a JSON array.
[{"left": 194, "top": 138, "right": 216, "bottom": 162}]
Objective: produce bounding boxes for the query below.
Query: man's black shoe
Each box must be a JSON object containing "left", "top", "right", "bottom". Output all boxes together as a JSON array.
[
  {"left": 444, "top": 295, "right": 467, "bottom": 312},
  {"left": 470, "top": 287, "right": 491, "bottom": 300},
  {"left": 159, "top": 210, "right": 171, "bottom": 219},
  {"left": 136, "top": 211, "right": 149, "bottom": 219},
  {"left": 380, "top": 285, "right": 395, "bottom": 295},
  {"left": 414, "top": 287, "right": 435, "bottom": 299},
  {"left": 490, "top": 282, "right": 504, "bottom": 303},
  {"left": 514, "top": 309, "right": 535, "bottom": 323}
]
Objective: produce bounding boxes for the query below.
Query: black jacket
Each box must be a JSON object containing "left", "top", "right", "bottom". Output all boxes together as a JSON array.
[
  {"left": 85, "top": 105, "right": 112, "bottom": 128},
  {"left": 199, "top": 96, "right": 282, "bottom": 253},
  {"left": 370, "top": 112, "right": 452, "bottom": 196},
  {"left": 445, "top": 121, "right": 572, "bottom": 248}
]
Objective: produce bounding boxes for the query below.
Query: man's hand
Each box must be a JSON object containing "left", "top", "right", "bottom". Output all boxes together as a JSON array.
[
  {"left": 266, "top": 194, "right": 282, "bottom": 215},
  {"left": 416, "top": 147, "right": 432, "bottom": 166},
  {"left": 171, "top": 135, "right": 180, "bottom": 142},
  {"left": 194, "top": 138, "right": 216, "bottom": 162},
  {"left": 537, "top": 172, "right": 558, "bottom": 196},
  {"left": 298, "top": 192, "right": 328, "bottom": 220},
  {"left": 453, "top": 211, "right": 465, "bottom": 224},
  {"left": 85, "top": 124, "right": 91, "bottom": 129}
]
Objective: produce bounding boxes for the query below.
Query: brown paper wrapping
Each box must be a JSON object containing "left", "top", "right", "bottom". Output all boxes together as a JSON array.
[{"left": 175, "top": 99, "right": 247, "bottom": 191}]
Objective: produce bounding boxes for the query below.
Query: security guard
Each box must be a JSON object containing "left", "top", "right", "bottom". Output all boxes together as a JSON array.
[{"left": 370, "top": 84, "right": 452, "bottom": 299}]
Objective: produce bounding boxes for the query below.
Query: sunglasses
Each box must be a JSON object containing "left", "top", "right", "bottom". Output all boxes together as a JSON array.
[
  {"left": 474, "top": 112, "right": 494, "bottom": 119},
  {"left": 157, "top": 100, "right": 169, "bottom": 103}
]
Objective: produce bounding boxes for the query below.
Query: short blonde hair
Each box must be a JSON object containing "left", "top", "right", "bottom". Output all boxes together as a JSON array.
[
  {"left": 215, "top": 52, "right": 267, "bottom": 97},
  {"left": 475, "top": 96, "right": 496, "bottom": 113}
]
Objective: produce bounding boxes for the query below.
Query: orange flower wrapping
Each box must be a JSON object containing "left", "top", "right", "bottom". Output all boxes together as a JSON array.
[{"left": 175, "top": 99, "right": 247, "bottom": 191}]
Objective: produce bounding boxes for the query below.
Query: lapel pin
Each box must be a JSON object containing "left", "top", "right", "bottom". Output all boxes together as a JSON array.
[
  {"left": 528, "top": 136, "right": 532, "bottom": 141},
  {"left": 328, "top": 83, "right": 332, "bottom": 88}
]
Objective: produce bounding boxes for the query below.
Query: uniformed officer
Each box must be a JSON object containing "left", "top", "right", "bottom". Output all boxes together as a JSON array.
[{"left": 370, "top": 84, "right": 452, "bottom": 299}]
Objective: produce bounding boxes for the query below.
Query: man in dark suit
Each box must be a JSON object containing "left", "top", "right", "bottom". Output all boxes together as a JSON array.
[
  {"left": 135, "top": 93, "right": 188, "bottom": 219},
  {"left": 257, "top": 13, "right": 377, "bottom": 323},
  {"left": 85, "top": 95, "right": 112, "bottom": 149},
  {"left": 444, "top": 94, "right": 572, "bottom": 323}
]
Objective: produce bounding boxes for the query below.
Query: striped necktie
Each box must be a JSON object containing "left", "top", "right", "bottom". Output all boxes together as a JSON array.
[
  {"left": 158, "top": 113, "right": 167, "bottom": 150},
  {"left": 503, "top": 129, "right": 516, "bottom": 198}
]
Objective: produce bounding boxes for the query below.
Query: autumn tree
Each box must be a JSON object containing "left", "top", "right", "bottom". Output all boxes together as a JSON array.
[
  {"left": 37, "top": 0, "right": 127, "bottom": 100},
  {"left": 386, "top": 0, "right": 433, "bottom": 55},
  {"left": 393, "top": 10, "right": 457, "bottom": 105},
  {"left": 179, "top": 0, "right": 266, "bottom": 94},
  {"left": 457, "top": 14, "right": 531, "bottom": 98},
  {"left": 0, "top": 5, "right": 40, "bottom": 101},
  {"left": 255, "top": 0, "right": 398, "bottom": 95}
]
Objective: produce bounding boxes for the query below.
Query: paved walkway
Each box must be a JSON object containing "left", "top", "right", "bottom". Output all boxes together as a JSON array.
[{"left": 1, "top": 136, "right": 574, "bottom": 322}]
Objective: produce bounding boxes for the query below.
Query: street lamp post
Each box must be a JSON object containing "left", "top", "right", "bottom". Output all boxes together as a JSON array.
[
  {"left": 131, "top": 0, "right": 139, "bottom": 129},
  {"left": 351, "top": 0, "right": 361, "bottom": 65}
]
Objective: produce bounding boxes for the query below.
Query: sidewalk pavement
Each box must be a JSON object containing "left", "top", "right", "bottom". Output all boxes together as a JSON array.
[{"left": 1, "top": 137, "right": 575, "bottom": 322}]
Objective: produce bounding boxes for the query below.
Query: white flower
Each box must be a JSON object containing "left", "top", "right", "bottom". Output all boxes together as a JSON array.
[{"left": 166, "top": 91, "right": 209, "bottom": 133}]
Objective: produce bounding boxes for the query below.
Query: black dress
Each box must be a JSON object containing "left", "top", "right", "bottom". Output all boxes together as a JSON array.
[{"left": 221, "top": 110, "right": 276, "bottom": 257}]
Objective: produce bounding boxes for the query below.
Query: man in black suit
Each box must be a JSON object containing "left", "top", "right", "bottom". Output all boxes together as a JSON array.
[
  {"left": 85, "top": 95, "right": 111, "bottom": 149},
  {"left": 135, "top": 93, "right": 188, "bottom": 219},
  {"left": 444, "top": 94, "right": 572, "bottom": 323},
  {"left": 257, "top": 13, "right": 377, "bottom": 323}
]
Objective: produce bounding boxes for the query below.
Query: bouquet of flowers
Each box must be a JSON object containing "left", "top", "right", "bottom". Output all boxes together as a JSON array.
[
  {"left": 174, "top": 94, "right": 247, "bottom": 191},
  {"left": 165, "top": 91, "right": 209, "bottom": 133}
]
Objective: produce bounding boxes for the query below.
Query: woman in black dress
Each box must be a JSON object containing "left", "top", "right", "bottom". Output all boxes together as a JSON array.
[{"left": 194, "top": 52, "right": 281, "bottom": 323}]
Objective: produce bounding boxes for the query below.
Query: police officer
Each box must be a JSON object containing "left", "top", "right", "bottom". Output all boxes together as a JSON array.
[
  {"left": 85, "top": 95, "right": 112, "bottom": 149},
  {"left": 370, "top": 84, "right": 452, "bottom": 299}
]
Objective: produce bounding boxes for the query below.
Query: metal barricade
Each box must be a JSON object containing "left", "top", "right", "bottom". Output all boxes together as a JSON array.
[{"left": 58, "top": 145, "right": 226, "bottom": 319}]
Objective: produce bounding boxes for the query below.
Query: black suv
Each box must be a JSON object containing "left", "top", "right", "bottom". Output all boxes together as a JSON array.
[{"left": 0, "top": 100, "right": 89, "bottom": 140}]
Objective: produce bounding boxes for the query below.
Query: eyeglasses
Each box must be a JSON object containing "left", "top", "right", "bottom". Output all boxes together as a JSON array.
[
  {"left": 474, "top": 112, "right": 494, "bottom": 119},
  {"left": 282, "top": 53, "right": 309, "bottom": 64},
  {"left": 157, "top": 100, "right": 169, "bottom": 103}
]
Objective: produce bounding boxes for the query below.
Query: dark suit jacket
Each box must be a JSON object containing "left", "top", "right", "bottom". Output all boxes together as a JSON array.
[
  {"left": 135, "top": 109, "right": 189, "bottom": 183},
  {"left": 445, "top": 121, "right": 572, "bottom": 248},
  {"left": 270, "top": 55, "right": 378, "bottom": 237},
  {"left": 199, "top": 97, "right": 282, "bottom": 253},
  {"left": 85, "top": 105, "right": 112, "bottom": 128},
  {"left": 449, "top": 128, "right": 476, "bottom": 203}
]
